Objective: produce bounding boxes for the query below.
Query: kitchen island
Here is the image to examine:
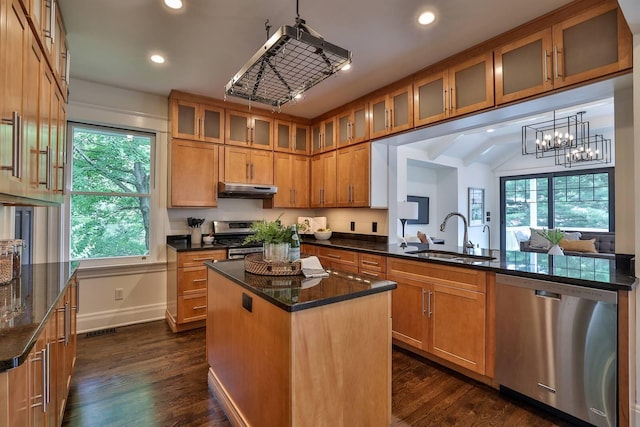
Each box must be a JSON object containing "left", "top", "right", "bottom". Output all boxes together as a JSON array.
[{"left": 205, "top": 259, "right": 397, "bottom": 427}]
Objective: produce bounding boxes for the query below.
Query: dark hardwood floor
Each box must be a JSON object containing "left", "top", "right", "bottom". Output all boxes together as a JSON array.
[{"left": 62, "top": 320, "right": 573, "bottom": 427}]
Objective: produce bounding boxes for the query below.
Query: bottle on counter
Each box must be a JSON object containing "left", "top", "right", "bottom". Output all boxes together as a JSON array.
[{"left": 289, "top": 224, "right": 300, "bottom": 262}]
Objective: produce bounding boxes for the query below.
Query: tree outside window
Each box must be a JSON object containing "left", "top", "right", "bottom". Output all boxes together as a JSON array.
[{"left": 69, "top": 123, "right": 153, "bottom": 260}]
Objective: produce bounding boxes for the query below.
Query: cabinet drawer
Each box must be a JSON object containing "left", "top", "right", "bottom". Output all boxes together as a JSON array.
[
  {"left": 358, "top": 253, "right": 386, "bottom": 273},
  {"left": 178, "top": 293, "right": 207, "bottom": 323},
  {"left": 317, "top": 247, "right": 358, "bottom": 267},
  {"left": 177, "top": 266, "right": 207, "bottom": 294},
  {"left": 178, "top": 250, "right": 226, "bottom": 267},
  {"left": 387, "top": 257, "right": 486, "bottom": 293},
  {"left": 358, "top": 269, "right": 386, "bottom": 279}
]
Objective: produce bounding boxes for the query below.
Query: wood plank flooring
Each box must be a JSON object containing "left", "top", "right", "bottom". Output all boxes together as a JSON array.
[{"left": 62, "top": 320, "right": 573, "bottom": 427}]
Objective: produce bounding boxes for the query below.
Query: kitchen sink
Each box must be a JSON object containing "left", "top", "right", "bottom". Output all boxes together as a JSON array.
[{"left": 407, "top": 249, "right": 496, "bottom": 262}]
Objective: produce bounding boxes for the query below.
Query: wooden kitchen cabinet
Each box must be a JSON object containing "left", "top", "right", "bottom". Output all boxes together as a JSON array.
[
  {"left": 337, "top": 101, "right": 369, "bottom": 147},
  {"left": 170, "top": 99, "right": 224, "bottom": 143},
  {"left": 358, "top": 252, "right": 386, "bottom": 279},
  {"left": 369, "top": 83, "right": 413, "bottom": 139},
  {"left": 224, "top": 146, "right": 273, "bottom": 185},
  {"left": 387, "top": 257, "right": 487, "bottom": 375},
  {"left": 310, "top": 150, "right": 336, "bottom": 208},
  {"left": 414, "top": 52, "right": 494, "bottom": 126},
  {"left": 168, "top": 139, "right": 219, "bottom": 207},
  {"left": 166, "top": 247, "right": 226, "bottom": 332},
  {"left": 225, "top": 110, "right": 273, "bottom": 150},
  {"left": 495, "top": 1, "right": 631, "bottom": 104},
  {"left": 314, "top": 246, "right": 359, "bottom": 273},
  {"left": 337, "top": 142, "right": 370, "bottom": 207},
  {"left": 274, "top": 119, "right": 310, "bottom": 154},
  {"left": 273, "top": 153, "right": 309, "bottom": 208},
  {"left": 311, "top": 116, "right": 336, "bottom": 154}
]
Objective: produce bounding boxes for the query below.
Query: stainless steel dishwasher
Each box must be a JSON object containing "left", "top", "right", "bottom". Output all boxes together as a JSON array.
[{"left": 494, "top": 274, "right": 617, "bottom": 427}]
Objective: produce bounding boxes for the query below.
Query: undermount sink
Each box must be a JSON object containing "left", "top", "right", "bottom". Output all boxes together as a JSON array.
[{"left": 407, "top": 249, "right": 496, "bottom": 262}]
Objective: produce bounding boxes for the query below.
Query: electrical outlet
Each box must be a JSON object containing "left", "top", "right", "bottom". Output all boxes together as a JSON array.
[
  {"left": 115, "top": 288, "right": 124, "bottom": 300},
  {"left": 350, "top": 221, "right": 355, "bottom": 231},
  {"left": 372, "top": 222, "right": 377, "bottom": 232}
]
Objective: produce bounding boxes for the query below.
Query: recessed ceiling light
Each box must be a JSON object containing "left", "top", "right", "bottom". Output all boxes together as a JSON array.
[
  {"left": 341, "top": 63, "right": 352, "bottom": 71},
  {"left": 164, "top": 0, "right": 183, "bottom": 9},
  {"left": 418, "top": 11, "right": 435, "bottom": 26},
  {"left": 486, "top": 128, "right": 495, "bottom": 133},
  {"left": 150, "top": 54, "right": 165, "bottom": 64}
]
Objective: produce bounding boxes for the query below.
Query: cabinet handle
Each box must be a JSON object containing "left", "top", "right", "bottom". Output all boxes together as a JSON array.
[
  {"left": 193, "top": 257, "right": 214, "bottom": 262},
  {"left": 389, "top": 108, "right": 394, "bottom": 129},
  {"left": 45, "top": 342, "right": 51, "bottom": 408},
  {"left": 361, "top": 260, "right": 379, "bottom": 266},
  {"left": 192, "top": 278, "right": 207, "bottom": 283},
  {"left": 360, "top": 270, "right": 379, "bottom": 277},
  {"left": 442, "top": 89, "right": 447, "bottom": 114},
  {"left": 293, "top": 189, "right": 296, "bottom": 205},
  {"left": 46, "top": 146, "right": 52, "bottom": 190},
  {"left": 246, "top": 162, "right": 250, "bottom": 180},
  {"left": 74, "top": 280, "right": 80, "bottom": 313},
  {"left": 1, "top": 112, "right": 21, "bottom": 178},
  {"left": 553, "top": 46, "right": 561, "bottom": 78},
  {"left": 421, "top": 289, "right": 426, "bottom": 315},
  {"left": 543, "top": 49, "right": 550, "bottom": 82},
  {"left": 449, "top": 88, "right": 454, "bottom": 112},
  {"left": 427, "top": 290, "right": 432, "bottom": 318},
  {"left": 193, "top": 305, "right": 207, "bottom": 310},
  {"left": 64, "top": 50, "right": 71, "bottom": 85},
  {"left": 320, "top": 187, "right": 324, "bottom": 205},
  {"left": 326, "top": 253, "right": 341, "bottom": 259},
  {"left": 251, "top": 163, "right": 255, "bottom": 179},
  {"left": 65, "top": 301, "right": 70, "bottom": 346}
]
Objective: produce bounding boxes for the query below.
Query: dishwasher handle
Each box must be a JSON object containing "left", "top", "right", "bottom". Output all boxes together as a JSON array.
[{"left": 535, "top": 289, "right": 561, "bottom": 300}]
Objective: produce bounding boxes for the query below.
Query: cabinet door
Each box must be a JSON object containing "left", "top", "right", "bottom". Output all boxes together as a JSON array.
[
  {"left": 225, "top": 110, "right": 250, "bottom": 145},
  {"left": 7, "top": 361, "right": 29, "bottom": 427},
  {"left": 390, "top": 85, "right": 413, "bottom": 133},
  {"left": 249, "top": 148, "right": 273, "bottom": 184},
  {"left": 272, "top": 152, "right": 292, "bottom": 207},
  {"left": 450, "top": 52, "right": 494, "bottom": 117},
  {"left": 172, "top": 100, "right": 199, "bottom": 140},
  {"left": 351, "top": 102, "right": 369, "bottom": 144},
  {"left": 251, "top": 114, "right": 273, "bottom": 149},
  {"left": 321, "top": 150, "right": 336, "bottom": 207},
  {"left": 224, "top": 145, "right": 251, "bottom": 183},
  {"left": 292, "top": 123, "right": 309, "bottom": 154},
  {"left": 336, "top": 147, "right": 352, "bottom": 206},
  {"left": 323, "top": 118, "right": 335, "bottom": 151},
  {"left": 552, "top": 4, "right": 632, "bottom": 89},
  {"left": 310, "top": 154, "right": 323, "bottom": 207},
  {"left": 389, "top": 276, "right": 426, "bottom": 350},
  {"left": 29, "top": 330, "right": 47, "bottom": 425},
  {"left": 429, "top": 284, "right": 486, "bottom": 374},
  {"left": 414, "top": 70, "right": 449, "bottom": 126},
  {"left": 494, "top": 29, "right": 553, "bottom": 105},
  {"left": 274, "top": 120, "right": 292, "bottom": 153},
  {"left": 337, "top": 110, "right": 351, "bottom": 147},
  {"left": 311, "top": 122, "right": 322, "bottom": 153},
  {"left": 291, "top": 154, "right": 309, "bottom": 208},
  {"left": 369, "top": 94, "right": 388, "bottom": 139},
  {"left": 349, "top": 143, "right": 370, "bottom": 207},
  {"left": 25, "top": 38, "right": 42, "bottom": 193},
  {"left": 169, "top": 140, "right": 218, "bottom": 207},
  {"left": 200, "top": 105, "right": 224, "bottom": 143}
]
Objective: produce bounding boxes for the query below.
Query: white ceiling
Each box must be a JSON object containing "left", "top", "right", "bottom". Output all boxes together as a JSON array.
[{"left": 58, "top": 0, "right": 624, "bottom": 167}]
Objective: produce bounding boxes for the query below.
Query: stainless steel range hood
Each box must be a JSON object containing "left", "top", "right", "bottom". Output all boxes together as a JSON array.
[{"left": 218, "top": 182, "right": 277, "bottom": 199}]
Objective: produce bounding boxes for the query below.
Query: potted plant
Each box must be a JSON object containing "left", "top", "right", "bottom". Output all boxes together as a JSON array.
[
  {"left": 244, "top": 217, "right": 294, "bottom": 262},
  {"left": 536, "top": 228, "right": 565, "bottom": 255}
]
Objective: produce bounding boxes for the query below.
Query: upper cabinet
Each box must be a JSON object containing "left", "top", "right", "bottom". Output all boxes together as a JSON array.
[
  {"left": 369, "top": 83, "right": 413, "bottom": 139},
  {"left": 414, "top": 53, "right": 494, "bottom": 127},
  {"left": 337, "top": 101, "right": 369, "bottom": 147},
  {"left": 336, "top": 142, "right": 370, "bottom": 207},
  {"left": 171, "top": 99, "right": 224, "bottom": 143},
  {"left": 311, "top": 117, "right": 336, "bottom": 154},
  {"left": 225, "top": 110, "right": 273, "bottom": 150},
  {"left": 495, "top": 2, "right": 631, "bottom": 105},
  {"left": 168, "top": 139, "right": 219, "bottom": 208},
  {"left": 273, "top": 153, "right": 309, "bottom": 208},
  {"left": 223, "top": 146, "right": 273, "bottom": 185},
  {"left": 274, "top": 119, "right": 310, "bottom": 155}
]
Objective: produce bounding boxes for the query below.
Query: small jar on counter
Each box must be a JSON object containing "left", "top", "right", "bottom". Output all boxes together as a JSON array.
[
  {"left": 0, "top": 243, "right": 13, "bottom": 285},
  {"left": 0, "top": 239, "right": 22, "bottom": 279}
]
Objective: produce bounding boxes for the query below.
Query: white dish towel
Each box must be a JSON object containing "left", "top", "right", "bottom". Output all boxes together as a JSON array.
[{"left": 300, "top": 256, "right": 329, "bottom": 278}]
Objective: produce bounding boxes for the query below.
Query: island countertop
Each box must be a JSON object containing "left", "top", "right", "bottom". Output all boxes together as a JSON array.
[
  {"left": 205, "top": 259, "right": 397, "bottom": 312},
  {"left": 0, "top": 262, "right": 79, "bottom": 372}
]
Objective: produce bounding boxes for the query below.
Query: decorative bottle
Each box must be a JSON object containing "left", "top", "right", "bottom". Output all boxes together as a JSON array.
[{"left": 289, "top": 224, "right": 301, "bottom": 262}]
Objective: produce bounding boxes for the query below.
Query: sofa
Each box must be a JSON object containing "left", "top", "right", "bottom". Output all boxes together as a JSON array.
[{"left": 520, "top": 230, "right": 615, "bottom": 258}]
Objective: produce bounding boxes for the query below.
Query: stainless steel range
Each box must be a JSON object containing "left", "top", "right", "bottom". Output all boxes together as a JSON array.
[{"left": 212, "top": 220, "right": 263, "bottom": 259}]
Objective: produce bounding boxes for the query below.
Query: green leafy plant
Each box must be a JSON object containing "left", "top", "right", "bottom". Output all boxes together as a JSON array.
[
  {"left": 536, "top": 228, "right": 565, "bottom": 245},
  {"left": 243, "top": 215, "right": 293, "bottom": 245}
]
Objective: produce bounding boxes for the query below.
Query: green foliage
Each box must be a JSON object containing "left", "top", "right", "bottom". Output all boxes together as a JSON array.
[
  {"left": 70, "top": 126, "right": 152, "bottom": 260},
  {"left": 243, "top": 215, "right": 294, "bottom": 244},
  {"left": 535, "top": 228, "right": 565, "bottom": 245}
]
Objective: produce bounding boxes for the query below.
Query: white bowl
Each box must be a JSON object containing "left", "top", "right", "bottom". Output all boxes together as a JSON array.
[
  {"left": 314, "top": 231, "right": 332, "bottom": 240},
  {"left": 202, "top": 236, "right": 214, "bottom": 244}
]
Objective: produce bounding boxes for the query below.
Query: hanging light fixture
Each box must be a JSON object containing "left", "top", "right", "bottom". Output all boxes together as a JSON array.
[
  {"left": 521, "top": 111, "right": 588, "bottom": 159},
  {"left": 563, "top": 134, "right": 611, "bottom": 168},
  {"left": 224, "top": 0, "right": 352, "bottom": 108}
]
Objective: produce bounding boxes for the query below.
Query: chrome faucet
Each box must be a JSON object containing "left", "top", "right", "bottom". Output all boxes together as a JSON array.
[
  {"left": 482, "top": 224, "right": 491, "bottom": 249},
  {"left": 440, "top": 212, "right": 474, "bottom": 254}
]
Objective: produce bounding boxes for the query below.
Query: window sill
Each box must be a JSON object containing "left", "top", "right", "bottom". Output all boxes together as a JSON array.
[{"left": 77, "top": 261, "right": 167, "bottom": 279}]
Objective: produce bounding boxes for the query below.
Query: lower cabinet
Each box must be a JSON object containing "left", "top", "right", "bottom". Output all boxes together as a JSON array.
[
  {"left": 1, "top": 274, "right": 78, "bottom": 427},
  {"left": 166, "top": 247, "right": 226, "bottom": 332},
  {"left": 387, "top": 257, "right": 488, "bottom": 375},
  {"left": 314, "top": 246, "right": 359, "bottom": 273}
]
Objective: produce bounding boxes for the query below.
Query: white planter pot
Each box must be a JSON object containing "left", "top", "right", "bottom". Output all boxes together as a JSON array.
[{"left": 547, "top": 244, "right": 564, "bottom": 255}]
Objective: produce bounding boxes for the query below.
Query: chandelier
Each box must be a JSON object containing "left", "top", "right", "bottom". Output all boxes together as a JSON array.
[{"left": 521, "top": 111, "right": 612, "bottom": 168}]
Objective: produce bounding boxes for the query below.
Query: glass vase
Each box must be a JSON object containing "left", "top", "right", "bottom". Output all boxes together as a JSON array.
[{"left": 263, "top": 243, "right": 290, "bottom": 263}]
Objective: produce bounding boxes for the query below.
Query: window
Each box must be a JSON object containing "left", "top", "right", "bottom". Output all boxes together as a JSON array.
[
  {"left": 500, "top": 168, "right": 614, "bottom": 251},
  {"left": 68, "top": 122, "right": 154, "bottom": 260}
]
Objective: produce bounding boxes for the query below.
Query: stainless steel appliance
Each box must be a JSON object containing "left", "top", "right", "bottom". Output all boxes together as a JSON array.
[
  {"left": 495, "top": 274, "right": 617, "bottom": 427},
  {"left": 217, "top": 182, "right": 277, "bottom": 199},
  {"left": 212, "top": 220, "right": 264, "bottom": 259}
]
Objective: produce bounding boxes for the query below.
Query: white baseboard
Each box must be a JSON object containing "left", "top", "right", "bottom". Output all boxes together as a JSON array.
[{"left": 77, "top": 303, "right": 166, "bottom": 333}]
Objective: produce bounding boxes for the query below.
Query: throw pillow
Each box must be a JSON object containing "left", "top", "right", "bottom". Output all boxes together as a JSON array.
[
  {"left": 559, "top": 238, "right": 598, "bottom": 253},
  {"left": 562, "top": 231, "right": 582, "bottom": 241},
  {"left": 529, "top": 228, "right": 551, "bottom": 249}
]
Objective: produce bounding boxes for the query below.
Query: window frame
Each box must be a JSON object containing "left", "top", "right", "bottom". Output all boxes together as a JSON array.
[
  {"left": 499, "top": 167, "right": 615, "bottom": 252},
  {"left": 65, "top": 121, "right": 158, "bottom": 267}
]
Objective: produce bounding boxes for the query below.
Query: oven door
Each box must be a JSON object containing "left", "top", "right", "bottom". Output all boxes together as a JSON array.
[{"left": 227, "top": 247, "right": 263, "bottom": 259}]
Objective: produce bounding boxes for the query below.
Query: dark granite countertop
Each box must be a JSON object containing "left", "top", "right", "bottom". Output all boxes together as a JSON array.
[
  {"left": 302, "top": 238, "right": 637, "bottom": 292},
  {"left": 0, "top": 262, "right": 79, "bottom": 372},
  {"left": 206, "top": 260, "right": 397, "bottom": 312}
]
